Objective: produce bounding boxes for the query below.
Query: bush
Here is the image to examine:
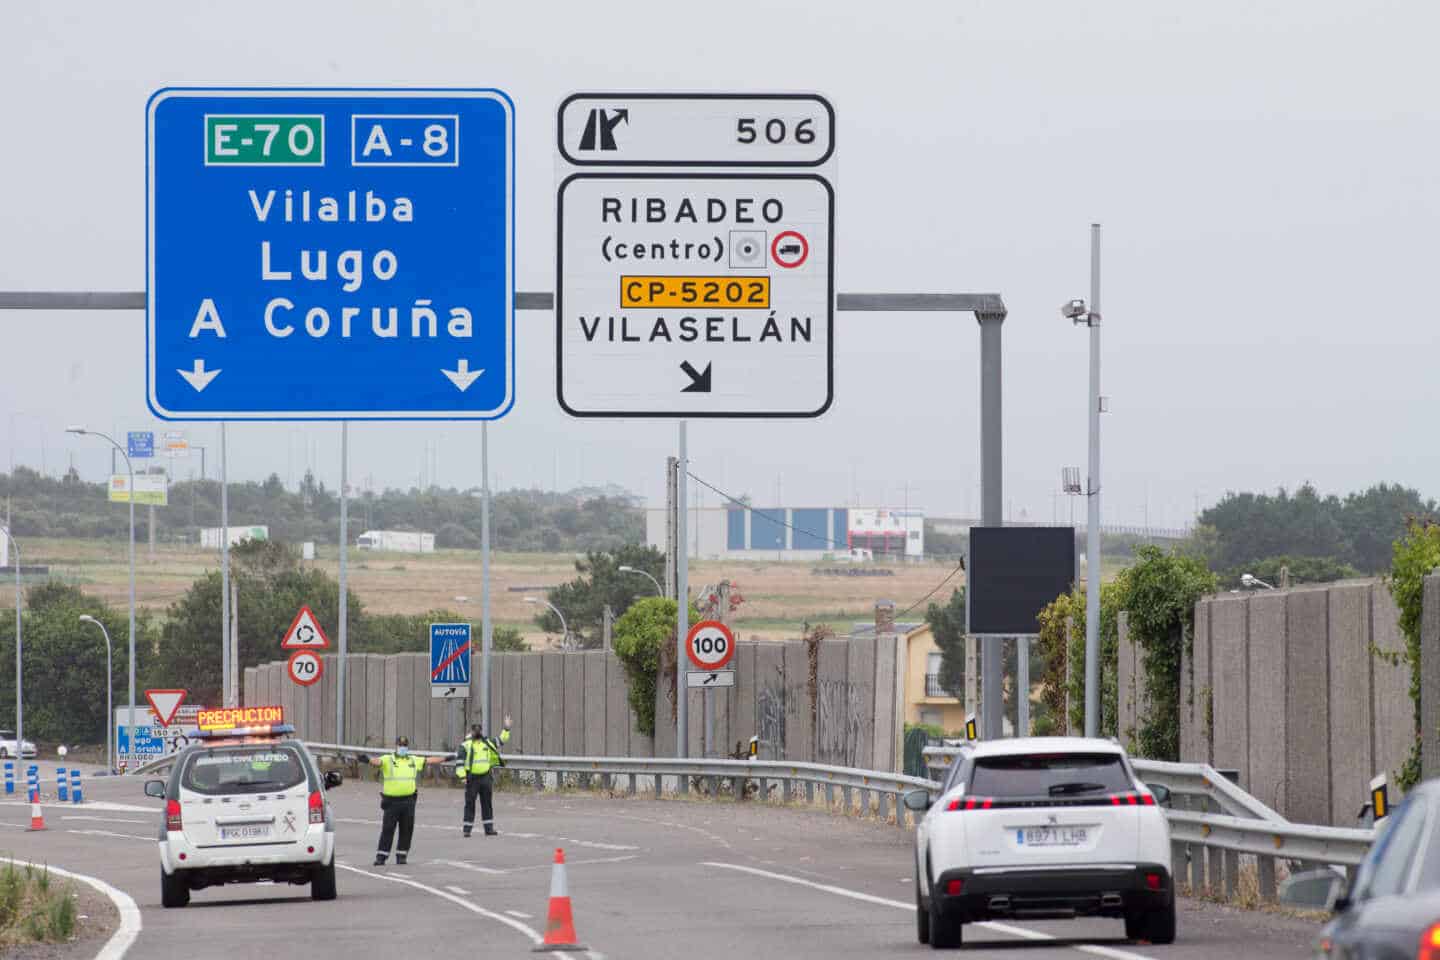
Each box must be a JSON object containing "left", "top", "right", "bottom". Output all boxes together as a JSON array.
[
  {"left": 611, "top": 598, "right": 676, "bottom": 738},
  {"left": 1386, "top": 520, "right": 1440, "bottom": 789}
]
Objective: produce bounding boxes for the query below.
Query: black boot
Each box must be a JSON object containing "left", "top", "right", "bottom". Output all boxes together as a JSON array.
[
  {"left": 396, "top": 853, "right": 408, "bottom": 866},
  {"left": 374, "top": 854, "right": 387, "bottom": 866},
  {"left": 484, "top": 827, "right": 498, "bottom": 837}
]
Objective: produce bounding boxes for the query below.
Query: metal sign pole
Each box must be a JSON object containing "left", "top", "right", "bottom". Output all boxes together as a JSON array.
[
  {"left": 1017, "top": 636, "right": 1030, "bottom": 736},
  {"left": 337, "top": 421, "right": 348, "bottom": 742},
  {"left": 220, "top": 422, "right": 229, "bottom": 707},
  {"left": 1084, "top": 224, "right": 1104, "bottom": 739},
  {"left": 480, "top": 421, "right": 492, "bottom": 729},
  {"left": 676, "top": 422, "right": 689, "bottom": 762},
  {"left": 978, "top": 313, "right": 1005, "bottom": 741}
]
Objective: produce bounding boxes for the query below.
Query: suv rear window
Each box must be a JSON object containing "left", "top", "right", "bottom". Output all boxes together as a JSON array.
[
  {"left": 970, "top": 752, "right": 1132, "bottom": 799},
  {"left": 181, "top": 745, "right": 307, "bottom": 796}
]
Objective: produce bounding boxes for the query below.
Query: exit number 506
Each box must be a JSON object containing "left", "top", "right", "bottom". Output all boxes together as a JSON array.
[{"left": 736, "top": 117, "right": 816, "bottom": 145}]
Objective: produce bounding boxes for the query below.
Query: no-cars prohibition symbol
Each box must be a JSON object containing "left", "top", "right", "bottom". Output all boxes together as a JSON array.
[
  {"left": 287, "top": 649, "right": 323, "bottom": 687},
  {"left": 771, "top": 230, "right": 809, "bottom": 268},
  {"left": 686, "top": 620, "right": 735, "bottom": 671}
]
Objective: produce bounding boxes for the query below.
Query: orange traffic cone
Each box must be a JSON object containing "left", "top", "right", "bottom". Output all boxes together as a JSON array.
[
  {"left": 533, "top": 847, "right": 585, "bottom": 952},
  {"left": 27, "top": 788, "right": 45, "bottom": 831}
]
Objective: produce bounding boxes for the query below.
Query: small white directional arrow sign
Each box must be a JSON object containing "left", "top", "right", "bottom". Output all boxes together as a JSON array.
[
  {"left": 177, "top": 359, "right": 221, "bottom": 392},
  {"left": 442, "top": 359, "right": 484, "bottom": 392}
]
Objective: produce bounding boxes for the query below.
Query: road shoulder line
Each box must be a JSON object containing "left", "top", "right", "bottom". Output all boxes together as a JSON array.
[{"left": 336, "top": 862, "right": 541, "bottom": 944}]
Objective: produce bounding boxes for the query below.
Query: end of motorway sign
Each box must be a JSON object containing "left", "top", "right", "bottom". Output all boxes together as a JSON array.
[{"left": 146, "top": 88, "right": 514, "bottom": 421}]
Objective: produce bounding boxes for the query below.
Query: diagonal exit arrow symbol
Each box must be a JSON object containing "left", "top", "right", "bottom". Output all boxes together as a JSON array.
[{"left": 680, "top": 361, "right": 712, "bottom": 393}]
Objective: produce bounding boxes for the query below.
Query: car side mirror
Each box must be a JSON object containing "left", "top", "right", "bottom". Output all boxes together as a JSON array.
[
  {"left": 144, "top": 779, "right": 166, "bottom": 799},
  {"left": 324, "top": 770, "right": 343, "bottom": 790},
  {"left": 1331, "top": 895, "right": 1351, "bottom": 914},
  {"left": 1150, "top": 784, "right": 1172, "bottom": 808},
  {"left": 903, "top": 789, "right": 932, "bottom": 812}
]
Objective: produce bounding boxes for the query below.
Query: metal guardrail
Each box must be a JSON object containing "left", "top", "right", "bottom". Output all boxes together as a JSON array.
[{"left": 1166, "top": 810, "right": 1373, "bottom": 868}]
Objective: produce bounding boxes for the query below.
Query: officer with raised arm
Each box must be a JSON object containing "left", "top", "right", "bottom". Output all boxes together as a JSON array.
[
  {"left": 456, "top": 714, "right": 511, "bottom": 837},
  {"left": 368, "top": 735, "right": 444, "bottom": 865}
]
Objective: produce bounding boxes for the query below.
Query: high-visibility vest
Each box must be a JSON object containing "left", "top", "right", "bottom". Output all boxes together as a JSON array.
[
  {"left": 457, "top": 730, "right": 510, "bottom": 778},
  {"left": 379, "top": 754, "right": 423, "bottom": 797}
]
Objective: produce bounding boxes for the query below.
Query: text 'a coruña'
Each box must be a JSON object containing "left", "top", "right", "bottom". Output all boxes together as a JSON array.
[{"left": 578, "top": 314, "right": 812, "bottom": 343}]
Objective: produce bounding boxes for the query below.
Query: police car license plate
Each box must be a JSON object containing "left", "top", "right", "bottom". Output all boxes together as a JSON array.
[
  {"left": 1019, "top": 827, "right": 1087, "bottom": 847},
  {"left": 220, "top": 824, "right": 272, "bottom": 841}
]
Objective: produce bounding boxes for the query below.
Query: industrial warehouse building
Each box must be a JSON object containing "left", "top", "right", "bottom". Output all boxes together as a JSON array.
[{"left": 645, "top": 506, "right": 924, "bottom": 562}]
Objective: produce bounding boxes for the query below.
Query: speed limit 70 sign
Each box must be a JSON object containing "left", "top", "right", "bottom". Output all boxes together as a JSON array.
[
  {"left": 686, "top": 620, "right": 735, "bottom": 671},
  {"left": 287, "top": 649, "right": 323, "bottom": 687}
]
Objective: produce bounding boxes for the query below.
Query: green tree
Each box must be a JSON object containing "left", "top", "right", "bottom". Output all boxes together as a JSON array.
[
  {"left": 539, "top": 545, "right": 666, "bottom": 648},
  {"left": 611, "top": 597, "right": 678, "bottom": 738},
  {"left": 1385, "top": 519, "right": 1440, "bottom": 789},
  {"left": 0, "top": 583, "right": 157, "bottom": 747},
  {"left": 1341, "top": 484, "right": 1436, "bottom": 573},
  {"left": 924, "top": 588, "right": 966, "bottom": 697},
  {"left": 1123, "top": 546, "right": 1216, "bottom": 760}
]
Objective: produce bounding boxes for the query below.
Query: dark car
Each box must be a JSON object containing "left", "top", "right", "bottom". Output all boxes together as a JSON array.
[{"left": 1317, "top": 780, "right": 1440, "bottom": 958}]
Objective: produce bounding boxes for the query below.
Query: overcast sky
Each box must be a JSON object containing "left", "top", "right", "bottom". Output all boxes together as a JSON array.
[{"left": 2, "top": 1, "right": 1435, "bottom": 530}]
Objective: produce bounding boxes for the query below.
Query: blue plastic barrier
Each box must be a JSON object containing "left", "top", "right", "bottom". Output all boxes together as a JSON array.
[
  {"left": 57, "top": 766, "right": 68, "bottom": 802},
  {"left": 70, "top": 769, "right": 81, "bottom": 804},
  {"left": 3, "top": 760, "right": 12, "bottom": 795}
]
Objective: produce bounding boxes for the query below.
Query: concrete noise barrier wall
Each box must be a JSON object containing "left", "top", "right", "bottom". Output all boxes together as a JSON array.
[
  {"left": 245, "top": 634, "right": 905, "bottom": 770},
  {"left": 1178, "top": 580, "right": 1414, "bottom": 825}
]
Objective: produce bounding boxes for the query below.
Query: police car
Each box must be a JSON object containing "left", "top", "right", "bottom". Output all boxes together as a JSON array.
[
  {"left": 905, "top": 737, "right": 1176, "bottom": 949},
  {"left": 143, "top": 707, "right": 342, "bottom": 908}
]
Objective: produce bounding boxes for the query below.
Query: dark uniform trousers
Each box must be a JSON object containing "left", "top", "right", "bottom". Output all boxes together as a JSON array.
[
  {"left": 378, "top": 794, "right": 418, "bottom": 856},
  {"left": 463, "top": 771, "right": 495, "bottom": 833}
]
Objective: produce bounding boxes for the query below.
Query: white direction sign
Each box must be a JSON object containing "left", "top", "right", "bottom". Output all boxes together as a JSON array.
[
  {"left": 686, "top": 670, "right": 736, "bottom": 688},
  {"left": 556, "top": 93, "right": 835, "bottom": 419}
]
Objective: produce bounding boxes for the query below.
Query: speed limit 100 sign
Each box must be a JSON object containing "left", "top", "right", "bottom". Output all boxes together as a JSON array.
[
  {"left": 686, "top": 620, "right": 735, "bottom": 671},
  {"left": 287, "top": 649, "right": 323, "bottom": 687}
]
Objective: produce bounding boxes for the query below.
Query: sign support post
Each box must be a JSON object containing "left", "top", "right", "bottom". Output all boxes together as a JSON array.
[
  {"left": 338, "top": 421, "right": 348, "bottom": 742},
  {"left": 676, "top": 422, "right": 688, "bottom": 763},
  {"left": 220, "top": 422, "right": 230, "bottom": 707},
  {"left": 480, "top": 421, "right": 492, "bottom": 730}
]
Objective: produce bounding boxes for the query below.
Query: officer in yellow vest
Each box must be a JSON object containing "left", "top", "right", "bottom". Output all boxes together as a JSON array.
[
  {"left": 367, "top": 736, "right": 443, "bottom": 865},
  {"left": 456, "top": 714, "right": 511, "bottom": 837}
]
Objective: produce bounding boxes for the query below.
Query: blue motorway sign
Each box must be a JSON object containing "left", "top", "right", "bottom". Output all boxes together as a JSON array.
[
  {"left": 146, "top": 88, "right": 515, "bottom": 420},
  {"left": 430, "top": 622, "right": 472, "bottom": 697},
  {"left": 127, "top": 431, "right": 155, "bottom": 458}
]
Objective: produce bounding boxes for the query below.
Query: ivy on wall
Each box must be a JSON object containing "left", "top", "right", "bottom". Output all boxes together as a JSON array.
[{"left": 1385, "top": 519, "right": 1440, "bottom": 790}]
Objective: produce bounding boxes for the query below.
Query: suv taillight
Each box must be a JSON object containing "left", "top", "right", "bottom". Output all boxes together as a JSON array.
[
  {"left": 1110, "top": 792, "right": 1156, "bottom": 806},
  {"left": 946, "top": 796, "right": 994, "bottom": 811},
  {"left": 308, "top": 790, "right": 325, "bottom": 825},
  {"left": 1419, "top": 923, "right": 1440, "bottom": 960},
  {"left": 165, "top": 799, "right": 182, "bottom": 831}
]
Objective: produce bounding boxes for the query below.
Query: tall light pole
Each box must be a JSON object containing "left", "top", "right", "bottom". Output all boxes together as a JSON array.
[
  {"left": 1063, "top": 222, "right": 1104, "bottom": 738},
  {"left": 619, "top": 565, "right": 663, "bottom": 597},
  {"left": 66, "top": 427, "right": 137, "bottom": 758},
  {"left": 1, "top": 525, "right": 21, "bottom": 763},
  {"left": 78, "top": 615, "right": 112, "bottom": 772},
  {"left": 524, "top": 597, "right": 570, "bottom": 651}
]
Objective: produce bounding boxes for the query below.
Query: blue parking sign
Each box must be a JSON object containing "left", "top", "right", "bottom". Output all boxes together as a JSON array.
[{"left": 146, "top": 88, "right": 515, "bottom": 421}]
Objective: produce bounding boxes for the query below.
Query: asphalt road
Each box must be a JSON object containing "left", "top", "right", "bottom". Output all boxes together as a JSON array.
[{"left": 0, "top": 763, "right": 1324, "bottom": 959}]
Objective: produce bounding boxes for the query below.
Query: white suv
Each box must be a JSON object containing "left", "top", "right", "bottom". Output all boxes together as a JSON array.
[
  {"left": 906, "top": 737, "right": 1176, "bottom": 949},
  {"left": 145, "top": 731, "right": 342, "bottom": 907}
]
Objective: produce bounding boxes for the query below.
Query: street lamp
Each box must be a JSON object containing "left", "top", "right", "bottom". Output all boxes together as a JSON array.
[
  {"left": 1065, "top": 223, "right": 1105, "bottom": 739},
  {"left": 524, "top": 597, "right": 570, "bottom": 650},
  {"left": 618, "top": 565, "right": 663, "bottom": 597},
  {"left": 66, "top": 426, "right": 137, "bottom": 762},
  {"left": 0, "top": 525, "right": 21, "bottom": 764},
  {"left": 1240, "top": 573, "right": 1276, "bottom": 590},
  {"left": 78, "top": 616, "right": 113, "bottom": 772}
]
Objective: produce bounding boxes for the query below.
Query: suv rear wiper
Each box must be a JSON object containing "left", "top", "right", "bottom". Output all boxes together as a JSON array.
[{"left": 1047, "top": 781, "right": 1107, "bottom": 796}]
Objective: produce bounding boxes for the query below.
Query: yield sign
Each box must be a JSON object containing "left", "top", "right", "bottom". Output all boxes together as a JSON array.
[
  {"left": 145, "top": 689, "right": 187, "bottom": 726},
  {"left": 281, "top": 605, "right": 331, "bottom": 650}
]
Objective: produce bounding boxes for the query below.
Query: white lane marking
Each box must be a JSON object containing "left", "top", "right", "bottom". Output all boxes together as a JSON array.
[
  {"left": 1, "top": 856, "right": 141, "bottom": 960},
  {"left": 67, "top": 829, "right": 152, "bottom": 842},
  {"left": 433, "top": 859, "right": 507, "bottom": 875},
  {"left": 701, "top": 862, "right": 1155, "bottom": 960},
  {"left": 505, "top": 909, "right": 533, "bottom": 919},
  {"left": 63, "top": 816, "right": 149, "bottom": 824},
  {"left": 337, "top": 863, "right": 540, "bottom": 943},
  {"left": 446, "top": 885, "right": 471, "bottom": 895},
  {"left": 0, "top": 800, "right": 154, "bottom": 813},
  {"left": 508, "top": 854, "right": 638, "bottom": 872}
]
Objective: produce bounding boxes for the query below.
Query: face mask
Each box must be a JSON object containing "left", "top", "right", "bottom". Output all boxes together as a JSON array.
[{"left": 396, "top": 746, "right": 409, "bottom": 757}]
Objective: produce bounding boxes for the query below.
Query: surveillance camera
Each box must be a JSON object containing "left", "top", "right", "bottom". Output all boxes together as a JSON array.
[{"left": 1062, "top": 299, "right": 1088, "bottom": 320}]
